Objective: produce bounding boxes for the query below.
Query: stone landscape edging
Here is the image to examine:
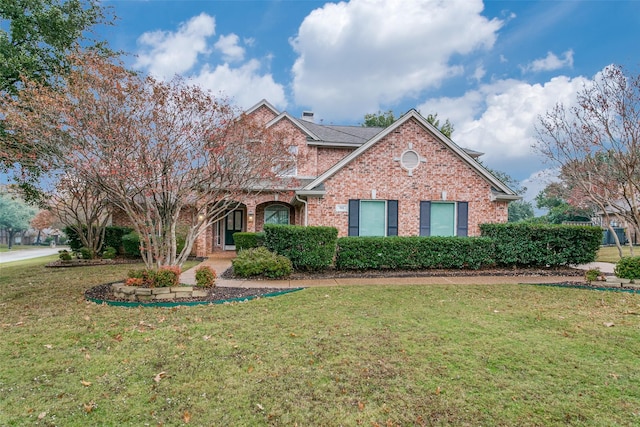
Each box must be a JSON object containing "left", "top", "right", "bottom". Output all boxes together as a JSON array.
[{"left": 86, "top": 285, "right": 304, "bottom": 308}]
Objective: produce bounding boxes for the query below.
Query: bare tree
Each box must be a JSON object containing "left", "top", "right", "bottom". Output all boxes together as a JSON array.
[
  {"left": 3, "top": 51, "right": 294, "bottom": 268},
  {"left": 536, "top": 65, "right": 640, "bottom": 257},
  {"left": 50, "top": 175, "right": 111, "bottom": 258}
]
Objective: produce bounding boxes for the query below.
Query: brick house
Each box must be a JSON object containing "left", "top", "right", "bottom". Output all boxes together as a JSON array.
[{"left": 186, "top": 100, "right": 519, "bottom": 256}]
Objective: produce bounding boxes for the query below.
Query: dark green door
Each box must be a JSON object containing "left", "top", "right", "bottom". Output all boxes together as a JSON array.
[{"left": 224, "top": 210, "right": 244, "bottom": 248}]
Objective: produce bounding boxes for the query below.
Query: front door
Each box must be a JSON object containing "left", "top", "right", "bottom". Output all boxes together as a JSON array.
[{"left": 224, "top": 209, "right": 244, "bottom": 249}]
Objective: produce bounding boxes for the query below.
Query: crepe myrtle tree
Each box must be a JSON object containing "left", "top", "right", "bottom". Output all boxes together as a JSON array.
[
  {"left": 535, "top": 64, "right": 640, "bottom": 257},
  {"left": 49, "top": 174, "right": 111, "bottom": 258},
  {"left": 2, "top": 51, "right": 295, "bottom": 268}
]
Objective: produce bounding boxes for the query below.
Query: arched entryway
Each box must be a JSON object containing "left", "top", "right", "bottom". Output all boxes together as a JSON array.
[{"left": 255, "top": 202, "right": 295, "bottom": 231}]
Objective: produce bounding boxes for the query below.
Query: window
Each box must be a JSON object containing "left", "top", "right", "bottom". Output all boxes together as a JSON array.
[
  {"left": 348, "top": 199, "right": 398, "bottom": 236},
  {"left": 264, "top": 204, "right": 290, "bottom": 225},
  {"left": 359, "top": 201, "right": 386, "bottom": 236},
  {"left": 420, "top": 201, "right": 468, "bottom": 237},
  {"left": 430, "top": 203, "right": 455, "bottom": 236},
  {"left": 275, "top": 146, "right": 298, "bottom": 177}
]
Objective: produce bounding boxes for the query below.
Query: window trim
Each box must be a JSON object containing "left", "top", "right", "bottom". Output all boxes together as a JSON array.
[
  {"left": 264, "top": 203, "right": 291, "bottom": 225},
  {"left": 359, "top": 200, "right": 387, "bottom": 237}
]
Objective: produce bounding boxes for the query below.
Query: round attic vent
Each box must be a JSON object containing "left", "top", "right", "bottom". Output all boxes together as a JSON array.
[{"left": 401, "top": 149, "right": 420, "bottom": 171}]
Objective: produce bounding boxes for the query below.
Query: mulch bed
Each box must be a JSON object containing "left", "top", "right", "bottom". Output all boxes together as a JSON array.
[
  {"left": 85, "top": 266, "right": 640, "bottom": 306},
  {"left": 221, "top": 265, "right": 586, "bottom": 281},
  {"left": 85, "top": 282, "right": 292, "bottom": 304}
]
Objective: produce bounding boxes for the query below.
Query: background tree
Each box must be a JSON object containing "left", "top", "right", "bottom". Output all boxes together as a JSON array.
[
  {"left": 30, "top": 209, "right": 53, "bottom": 244},
  {"left": 535, "top": 65, "right": 640, "bottom": 255},
  {"left": 49, "top": 174, "right": 110, "bottom": 258},
  {"left": 535, "top": 182, "right": 593, "bottom": 224},
  {"left": 0, "top": 0, "right": 111, "bottom": 203},
  {"left": 362, "top": 110, "right": 454, "bottom": 138},
  {"left": 362, "top": 110, "right": 395, "bottom": 127},
  {"left": 3, "top": 52, "right": 294, "bottom": 268},
  {"left": 0, "top": 193, "right": 36, "bottom": 249}
]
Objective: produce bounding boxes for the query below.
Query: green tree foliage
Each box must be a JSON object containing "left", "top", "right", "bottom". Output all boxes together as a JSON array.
[
  {"left": 535, "top": 183, "right": 592, "bottom": 224},
  {"left": 1, "top": 0, "right": 111, "bottom": 203},
  {"left": 425, "top": 113, "right": 454, "bottom": 138},
  {"left": 0, "top": 193, "right": 37, "bottom": 248},
  {"left": 362, "top": 110, "right": 454, "bottom": 138},
  {"left": 483, "top": 168, "right": 533, "bottom": 223},
  {"left": 362, "top": 110, "right": 396, "bottom": 127},
  {"left": 0, "top": 0, "right": 109, "bottom": 94},
  {"left": 507, "top": 200, "right": 534, "bottom": 223}
]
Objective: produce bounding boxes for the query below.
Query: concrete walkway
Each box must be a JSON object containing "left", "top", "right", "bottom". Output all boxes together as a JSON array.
[
  {"left": 181, "top": 253, "right": 600, "bottom": 288},
  {"left": 0, "top": 246, "right": 68, "bottom": 264}
]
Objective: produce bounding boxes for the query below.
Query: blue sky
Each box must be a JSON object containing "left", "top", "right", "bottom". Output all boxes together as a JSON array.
[{"left": 18, "top": 1, "right": 640, "bottom": 201}]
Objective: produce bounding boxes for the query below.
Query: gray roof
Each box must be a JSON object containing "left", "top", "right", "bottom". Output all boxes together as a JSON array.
[{"left": 299, "top": 121, "right": 384, "bottom": 145}]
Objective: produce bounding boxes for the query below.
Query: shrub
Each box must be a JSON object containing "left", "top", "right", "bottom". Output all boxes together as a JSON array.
[
  {"left": 480, "top": 223, "right": 602, "bottom": 267},
  {"left": 125, "top": 277, "right": 144, "bottom": 287},
  {"left": 336, "top": 236, "right": 495, "bottom": 270},
  {"left": 63, "top": 226, "right": 84, "bottom": 252},
  {"left": 155, "top": 266, "right": 182, "bottom": 287},
  {"left": 103, "top": 226, "right": 133, "bottom": 254},
  {"left": 79, "top": 246, "right": 94, "bottom": 260},
  {"left": 58, "top": 249, "right": 72, "bottom": 261},
  {"left": 614, "top": 257, "right": 640, "bottom": 280},
  {"left": 127, "top": 269, "right": 156, "bottom": 287},
  {"left": 264, "top": 225, "right": 338, "bottom": 271},
  {"left": 122, "top": 232, "right": 141, "bottom": 257},
  {"left": 585, "top": 268, "right": 602, "bottom": 283},
  {"left": 102, "top": 246, "right": 117, "bottom": 259},
  {"left": 233, "top": 232, "right": 265, "bottom": 252},
  {"left": 232, "top": 247, "right": 292, "bottom": 278},
  {"left": 195, "top": 265, "right": 217, "bottom": 288}
]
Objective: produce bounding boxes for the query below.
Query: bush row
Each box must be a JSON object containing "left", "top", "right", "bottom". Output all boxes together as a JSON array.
[
  {"left": 336, "top": 236, "right": 495, "bottom": 270},
  {"left": 235, "top": 223, "right": 602, "bottom": 274},
  {"left": 479, "top": 223, "right": 602, "bottom": 267}
]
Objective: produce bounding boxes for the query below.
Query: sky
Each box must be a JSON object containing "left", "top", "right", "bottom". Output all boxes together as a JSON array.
[{"left": 26, "top": 1, "right": 640, "bottom": 201}]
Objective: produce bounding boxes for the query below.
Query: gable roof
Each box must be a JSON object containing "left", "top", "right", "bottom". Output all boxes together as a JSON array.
[
  {"left": 244, "top": 99, "right": 280, "bottom": 117},
  {"left": 300, "top": 109, "right": 519, "bottom": 200}
]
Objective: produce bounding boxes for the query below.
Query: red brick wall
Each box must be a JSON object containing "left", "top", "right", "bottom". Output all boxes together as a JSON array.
[{"left": 305, "top": 117, "right": 509, "bottom": 237}]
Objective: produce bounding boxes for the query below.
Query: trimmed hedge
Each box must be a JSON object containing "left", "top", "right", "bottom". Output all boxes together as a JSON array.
[
  {"left": 122, "top": 232, "right": 141, "bottom": 257},
  {"left": 233, "top": 232, "right": 265, "bottom": 252},
  {"left": 64, "top": 225, "right": 133, "bottom": 255},
  {"left": 480, "top": 223, "right": 602, "bottom": 267},
  {"left": 103, "top": 226, "right": 134, "bottom": 254},
  {"left": 336, "top": 236, "right": 495, "bottom": 270},
  {"left": 264, "top": 225, "right": 338, "bottom": 271}
]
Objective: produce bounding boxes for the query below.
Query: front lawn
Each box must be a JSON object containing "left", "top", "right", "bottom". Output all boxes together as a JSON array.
[
  {"left": 1, "top": 259, "right": 639, "bottom": 425},
  {"left": 598, "top": 245, "right": 640, "bottom": 263}
]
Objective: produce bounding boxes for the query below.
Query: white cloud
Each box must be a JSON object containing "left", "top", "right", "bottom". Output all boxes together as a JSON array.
[
  {"left": 290, "top": 0, "right": 503, "bottom": 120},
  {"left": 135, "top": 13, "right": 216, "bottom": 78},
  {"left": 521, "top": 168, "right": 559, "bottom": 203},
  {"left": 192, "top": 60, "right": 287, "bottom": 110},
  {"left": 134, "top": 14, "right": 287, "bottom": 111},
  {"left": 214, "top": 34, "right": 245, "bottom": 63},
  {"left": 418, "top": 74, "right": 590, "bottom": 180},
  {"left": 522, "top": 49, "right": 574, "bottom": 73}
]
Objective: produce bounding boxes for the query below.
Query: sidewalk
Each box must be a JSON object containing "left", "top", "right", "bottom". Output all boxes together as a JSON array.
[
  {"left": 0, "top": 246, "right": 68, "bottom": 264},
  {"left": 181, "top": 253, "right": 602, "bottom": 289}
]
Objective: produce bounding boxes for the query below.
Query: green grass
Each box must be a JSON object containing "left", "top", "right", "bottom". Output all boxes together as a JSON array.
[
  {"left": 597, "top": 245, "right": 640, "bottom": 263},
  {"left": 0, "top": 244, "right": 46, "bottom": 252},
  {"left": 1, "top": 260, "right": 640, "bottom": 426}
]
